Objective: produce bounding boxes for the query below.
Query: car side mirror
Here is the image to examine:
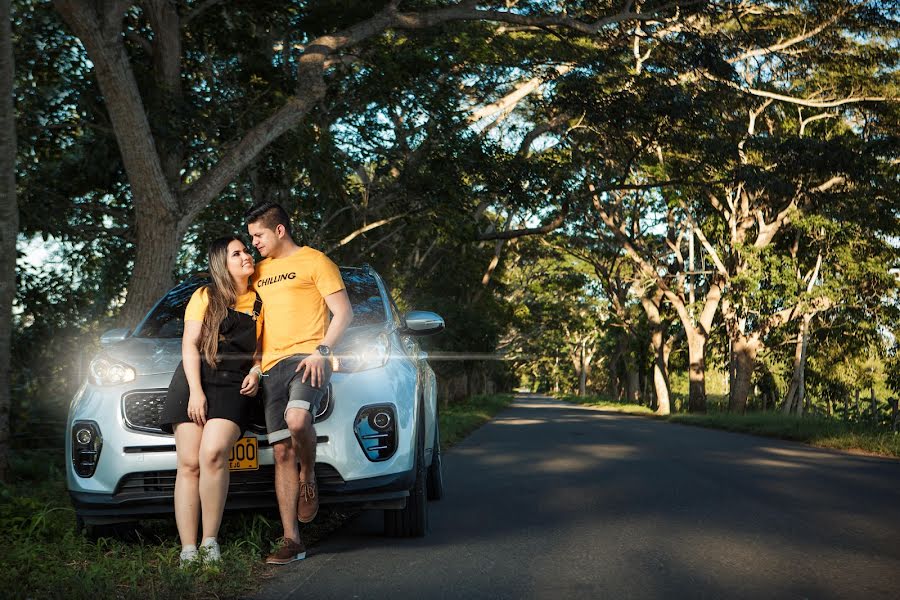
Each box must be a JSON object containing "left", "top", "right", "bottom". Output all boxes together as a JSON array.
[
  {"left": 100, "top": 328, "right": 131, "bottom": 346},
  {"left": 401, "top": 311, "right": 445, "bottom": 336}
]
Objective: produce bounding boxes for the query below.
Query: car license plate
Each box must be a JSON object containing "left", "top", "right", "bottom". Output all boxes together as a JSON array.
[{"left": 229, "top": 436, "right": 258, "bottom": 471}]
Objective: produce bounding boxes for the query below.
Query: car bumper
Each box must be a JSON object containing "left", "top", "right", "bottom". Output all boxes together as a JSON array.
[
  {"left": 67, "top": 359, "right": 424, "bottom": 522},
  {"left": 70, "top": 464, "right": 416, "bottom": 522}
]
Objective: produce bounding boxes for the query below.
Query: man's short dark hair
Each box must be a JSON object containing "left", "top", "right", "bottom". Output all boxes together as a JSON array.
[{"left": 244, "top": 201, "right": 293, "bottom": 238}]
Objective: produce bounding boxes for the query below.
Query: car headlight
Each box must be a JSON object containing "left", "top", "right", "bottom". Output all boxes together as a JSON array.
[
  {"left": 89, "top": 356, "right": 137, "bottom": 385},
  {"left": 337, "top": 333, "right": 390, "bottom": 372}
]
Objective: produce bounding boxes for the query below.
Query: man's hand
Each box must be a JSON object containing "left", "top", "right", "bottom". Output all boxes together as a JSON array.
[
  {"left": 240, "top": 371, "right": 260, "bottom": 396},
  {"left": 297, "top": 352, "right": 326, "bottom": 388}
]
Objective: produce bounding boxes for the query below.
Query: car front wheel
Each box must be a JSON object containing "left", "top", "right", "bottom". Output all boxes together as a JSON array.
[
  {"left": 426, "top": 420, "right": 444, "bottom": 501},
  {"left": 384, "top": 407, "right": 427, "bottom": 537}
]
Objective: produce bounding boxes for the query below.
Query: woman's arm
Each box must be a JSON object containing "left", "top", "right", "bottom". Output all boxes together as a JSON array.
[
  {"left": 182, "top": 319, "right": 207, "bottom": 425},
  {"left": 240, "top": 308, "right": 263, "bottom": 397}
]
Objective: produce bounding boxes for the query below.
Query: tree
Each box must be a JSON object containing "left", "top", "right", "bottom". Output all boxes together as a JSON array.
[
  {"left": 47, "top": 0, "right": 696, "bottom": 325},
  {"left": 0, "top": 0, "right": 15, "bottom": 480}
]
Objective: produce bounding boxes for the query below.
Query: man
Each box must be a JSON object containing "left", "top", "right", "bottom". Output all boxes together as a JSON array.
[{"left": 245, "top": 201, "right": 353, "bottom": 565}]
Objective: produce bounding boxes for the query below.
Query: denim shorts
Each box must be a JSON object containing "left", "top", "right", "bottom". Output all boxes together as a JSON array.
[{"left": 262, "top": 354, "right": 332, "bottom": 444}]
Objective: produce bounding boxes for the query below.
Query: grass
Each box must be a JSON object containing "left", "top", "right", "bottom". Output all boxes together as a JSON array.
[
  {"left": 3, "top": 393, "right": 514, "bottom": 599},
  {"left": 554, "top": 393, "right": 900, "bottom": 459},
  {"left": 438, "top": 393, "right": 516, "bottom": 448},
  {"left": 667, "top": 412, "right": 900, "bottom": 458},
  {"left": 556, "top": 393, "right": 656, "bottom": 415}
]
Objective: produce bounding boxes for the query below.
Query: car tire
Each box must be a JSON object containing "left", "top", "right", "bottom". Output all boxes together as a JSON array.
[
  {"left": 384, "top": 405, "right": 428, "bottom": 538},
  {"left": 426, "top": 420, "right": 444, "bottom": 501}
]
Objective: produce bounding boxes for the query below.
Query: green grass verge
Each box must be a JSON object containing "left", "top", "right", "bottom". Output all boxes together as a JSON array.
[
  {"left": 554, "top": 393, "right": 900, "bottom": 459},
  {"left": 667, "top": 412, "right": 900, "bottom": 458},
  {"left": 439, "top": 393, "right": 516, "bottom": 448},
  {"left": 555, "top": 393, "right": 656, "bottom": 415},
  {"left": 3, "top": 394, "right": 515, "bottom": 599}
]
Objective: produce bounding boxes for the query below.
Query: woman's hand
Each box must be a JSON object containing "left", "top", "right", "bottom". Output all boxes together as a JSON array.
[
  {"left": 240, "top": 371, "right": 260, "bottom": 397},
  {"left": 187, "top": 390, "right": 208, "bottom": 426}
]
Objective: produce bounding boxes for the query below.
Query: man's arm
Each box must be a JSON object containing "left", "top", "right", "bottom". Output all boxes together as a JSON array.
[
  {"left": 297, "top": 289, "right": 354, "bottom": 387},
  {"left": 320, "top": 289, "right": 353, "bottom": 350}
]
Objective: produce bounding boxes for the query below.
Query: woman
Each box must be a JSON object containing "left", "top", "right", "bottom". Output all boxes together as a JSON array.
[{"left": 159, "top": 236, "right": 264, "bottom": 566}]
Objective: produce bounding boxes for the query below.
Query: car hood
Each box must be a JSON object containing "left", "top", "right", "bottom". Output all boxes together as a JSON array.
[
  {"left": 101, "top": 323, "right": 393, "bottom": 376},
  {"left": 100, "top": 337, "right": 184, "bottom": 375},
  {"left": 335, "top": 323, "right": 393, "bottom": 350}
]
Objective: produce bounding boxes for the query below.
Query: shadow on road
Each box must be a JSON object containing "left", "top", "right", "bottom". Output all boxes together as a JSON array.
[{"left": 255, "top": 394, "right": 900, "bottom": 600}]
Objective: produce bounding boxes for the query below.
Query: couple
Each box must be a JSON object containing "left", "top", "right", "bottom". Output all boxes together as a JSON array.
[{"left": 158, "top": 201, "right": 353, "bottom": 566}]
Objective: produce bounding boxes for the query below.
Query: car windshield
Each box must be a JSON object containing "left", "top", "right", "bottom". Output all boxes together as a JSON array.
[{"left": 133, "top": 268, "right": 386, "bottom": 338}]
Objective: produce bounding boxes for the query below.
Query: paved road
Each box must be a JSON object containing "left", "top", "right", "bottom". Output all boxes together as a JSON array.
[{"left": 253, "top": 395, "right": 900, "bottom": 600}]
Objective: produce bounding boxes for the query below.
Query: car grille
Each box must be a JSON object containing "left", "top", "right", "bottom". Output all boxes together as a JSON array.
[
  {"left": 114, "top": 464, "right": 345, "bottom": 497},
  {"left": 122, "top": 390, "right": 169, "bottom": 434},
  {"left": 122, "top": 386, "right": 333, "bottom": 434}
]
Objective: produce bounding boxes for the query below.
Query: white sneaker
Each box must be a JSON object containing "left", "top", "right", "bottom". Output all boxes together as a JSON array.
[
  {"left": 200, "top": 538, "right": 221, "bottom": 563},
  {"left": 179, "top": 545, "right": 199, "bottom": 567}
]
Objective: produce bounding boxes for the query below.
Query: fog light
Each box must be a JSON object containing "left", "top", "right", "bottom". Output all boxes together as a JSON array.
[
  {"left": 75, "top": 428, "right": 93, "bottom": 445},
  {"left": 373, "top": 411, "right": 391, "bottom": 430},
  {"left": 72, "top": 421, "right": 102, "bottom": 478},
  {"left": 353, "top": 405, "right": 397, "bottom": 461}
]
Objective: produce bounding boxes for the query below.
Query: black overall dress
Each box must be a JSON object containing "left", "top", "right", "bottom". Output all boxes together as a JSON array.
[{"left": 159, "top": 291, "right": 262, "bottom": 434}]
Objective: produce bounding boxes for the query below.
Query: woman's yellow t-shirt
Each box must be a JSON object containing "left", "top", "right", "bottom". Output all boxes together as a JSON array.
[
  {"left": 251, "top": 247, "right": 345, "bottom": 372},
  {"left": 184, "top": 286, "right": 263, "bottom": 340}
]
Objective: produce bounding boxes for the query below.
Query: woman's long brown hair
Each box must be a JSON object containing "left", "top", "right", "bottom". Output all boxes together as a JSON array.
[{"left": 199, "top": 236, "right": 245, "bottom": 368}]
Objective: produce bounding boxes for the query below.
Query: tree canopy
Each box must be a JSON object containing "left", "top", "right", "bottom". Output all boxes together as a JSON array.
[{"left": 4, "top": 1, "right": 899, "bottom": 472}]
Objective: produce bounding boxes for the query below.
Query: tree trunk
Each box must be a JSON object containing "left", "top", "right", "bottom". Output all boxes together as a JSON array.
[
  {"left": 118, "top": 209, "right": 186, "bottom": 326},
  {"left": 54, "top": 2, "right": 327, "bottom": 324},
  {"left": 686, "top": 329, "right": 708, "bottom": 413},
  {"left": 578, "top": 338, "right": 587, "bottom": 397},
  {"left": 870, "top": 386, "right": 877, "bottom": 425},
  {"left": 729, "top": 333, "right": 761, "bottom": 413},
  {"left": 607, "top": 349, "right": 621, "bottom": 400},
  {"left": 553, "top": 356, "right": 559, "bottom": 393},
  {"left": 890, "top": 397, "right": 898, "bottom": 432},
  {"left": 0, "top": 0, "right": 16, "bottom": 482},
  {"left": 626, "top": 367, "right": 640, "bottom": 405},
  {"left": 640, "top": 290, "right": 671, "bottom": 415},
  {"left": 651, "top": 330, "right": 672, "bottom": 415},
  {"left": 783, "top": 314, "right": 812, "bottom": 415},
  {"left": 664, "top": 282, "right": 720, "bottom": 414}
]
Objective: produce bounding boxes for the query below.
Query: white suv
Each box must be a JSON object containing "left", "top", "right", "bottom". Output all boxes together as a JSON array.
[{"left": 67, "top": 265, "right": 445, "bottom": 538}]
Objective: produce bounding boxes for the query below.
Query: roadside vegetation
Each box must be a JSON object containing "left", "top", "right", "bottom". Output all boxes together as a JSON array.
[
  {"left": 558, "top": 393, "right": 900, "bottom": 459},
  {"left": 1, "top": 393, "right": 512, "bottom": 600},
  {"left": 439, "top": 394, "right": 515, "bottom": 448}
]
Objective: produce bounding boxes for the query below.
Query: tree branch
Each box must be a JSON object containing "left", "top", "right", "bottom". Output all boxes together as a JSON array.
[
  {"left": 676, "top": 198, "right": 729, "bottom": 279},
  {"left": 326, "top": 212, "right": 410, "bottom": 253},
  {"left": 708, "top": 74, "right": 889, "bottom": 108},
  {"left": 727, "top": 10, "right": 848, "bottom": 64},
  {"left": 468, "top": 65, "right": 572, "bottom": 123},
  {"left": 477, "top": 200, "right": 568, "bottom": 240}
]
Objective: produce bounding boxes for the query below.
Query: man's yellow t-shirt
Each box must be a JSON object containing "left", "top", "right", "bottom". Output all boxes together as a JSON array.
[{"left": 252, "top": 247, "right": 345, "bottom": 372}]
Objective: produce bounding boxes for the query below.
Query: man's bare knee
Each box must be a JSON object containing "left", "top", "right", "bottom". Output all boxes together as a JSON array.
[{"left": 285, "top": 409, "right": 313, "bottom": 437}]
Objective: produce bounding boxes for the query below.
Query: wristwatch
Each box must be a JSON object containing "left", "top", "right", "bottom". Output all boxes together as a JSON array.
[{"left": 316, "top": 344, "right": 331, "bottom": 357}]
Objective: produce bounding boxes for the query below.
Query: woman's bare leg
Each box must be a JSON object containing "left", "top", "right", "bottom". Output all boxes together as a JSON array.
[
  {"left": 198, "top": 418, "right": 241, "bottom": 540},
  {"left": 174, "top": 422, "right": 203, "bottom": 549}
]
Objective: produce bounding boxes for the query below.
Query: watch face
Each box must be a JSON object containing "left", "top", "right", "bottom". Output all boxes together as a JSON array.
[{"left": 317, "top": 345, "right": 331, "bottom": 356}]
